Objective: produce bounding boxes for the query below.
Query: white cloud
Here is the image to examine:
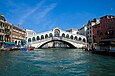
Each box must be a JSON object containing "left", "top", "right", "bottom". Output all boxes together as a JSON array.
[
  {"left": 39, "top": 3, "right": 57, "bottom": 18},
  {"left": 19, "top": 0, "right": 57, "bottom": 27},
  {"left": 23, "top": 0, "right": 45, "bottom": 19},
  {"left": 19, "top": 0, "right": 46, "bottom": 25}
]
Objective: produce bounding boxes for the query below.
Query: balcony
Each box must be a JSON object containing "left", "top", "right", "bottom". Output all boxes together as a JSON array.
[
  {"left": 5, "top": 31, "right": 11, "bottom": 35},
  {"left": 0, "top": 26, "right": 4, "bottom": 29},
  {"left": 0, "top": 32, "right": 4, "bottom": 35}
]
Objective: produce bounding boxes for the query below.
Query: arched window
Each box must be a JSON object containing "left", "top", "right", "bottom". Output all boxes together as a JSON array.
[
  {"left": 70, "top": 35, "right": 73, "bottom": 39},
  {"left": 74, "top": 36, "right": 77, "bottom": 40},
  {"left": 79, "top": 37, "right": 82, "bottom": 41},
  {"left": 45, "top": 34, "right": 48, "bottom": 38},
  {"left": 83, "top": 38, "right": 86, "bottom": 42},
  {"left": 28, "top": 38, "right": 31, "bottom": 42},
  {"left": 37, "top": 36, "right": 40, "bottom": 40},
  {"left": 49, "top": 33, "right": 53, "bottom": 37},
  {"left": 32, "top": 37, "right": 35, "bottom": 41},
  {"left": 15, "top": 41, "right": 17, "bottom": 45},
  {"left": 54, "top": 29, "right": 60, "bottom": 37},
  {"left": 18, "top": 41, "right": 21, "bottom": 45},
  {"left": 66, "top": 34, "right": 69, "bottom": 38},
  {"left": 41, "top": 35, "right": 44, "bottom": 39},
  {"left": 62, "top": 33, "right": 65, "bottom": 37}
]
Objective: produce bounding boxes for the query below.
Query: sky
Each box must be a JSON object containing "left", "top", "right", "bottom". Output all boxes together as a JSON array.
[{"left": 0, "top": 0, "right": 115, "bottom": 33}]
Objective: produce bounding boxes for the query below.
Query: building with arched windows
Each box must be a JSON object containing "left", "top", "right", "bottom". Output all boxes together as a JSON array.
[
  {"left": 0, "top": 14, "right": 12, "bottom": 42},
  {"left": 0, "top": 14, "right": 26, "bottom": 47}
]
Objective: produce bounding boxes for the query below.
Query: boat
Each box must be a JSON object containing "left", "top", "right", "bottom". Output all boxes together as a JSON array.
[
  {"left": 92, "top": 38, "right": 115, "bottom": 56},
  {"left": 27, "top": 46, "right": 35, "bottom": 51},
  {"left": 20, "top": 45, "right": 35, "bottom": 51},
  {"left": 20, "top": 47, "right": 27, "bottom": 51},
  {"left": 0, "top": 42, "right": 17, "bottom": 51}
]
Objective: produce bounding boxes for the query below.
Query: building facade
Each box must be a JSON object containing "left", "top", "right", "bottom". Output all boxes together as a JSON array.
[
  {"left": 93, "top": 15, "right": 115, "bottom": 42},
  {"left": 66, "top": 28, "right": 79, "bottom": 34},
  {"left": 0, "top": 14, "right": 26, "bottom": 46},
  {"left": 12, "top": 25, "right": 26, "bottom": 45},
  {"left": 26, "top": 29, "right": 36, "bottom": 37},
  {"left": 0, "top": 14, "right": 12, "bottom": 42},
  {"left": 78, "top": 25, "right": 87, "bottom": 36},
  {"left": 86, "top": 18, "right": 100, "bottom": 43}
]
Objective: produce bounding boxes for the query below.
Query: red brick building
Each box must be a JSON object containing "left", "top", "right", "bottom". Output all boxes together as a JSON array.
[
  {"left": 93, "top": 15, "right": 115, "bottom": 42},
  {"left": 93, "top": 24, "right": 100, "bottom": 42}
]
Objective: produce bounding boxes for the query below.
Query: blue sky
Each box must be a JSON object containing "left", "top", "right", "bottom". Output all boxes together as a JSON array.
[{"left": 0, "top": 0, "right": 115, "bottom": 33}]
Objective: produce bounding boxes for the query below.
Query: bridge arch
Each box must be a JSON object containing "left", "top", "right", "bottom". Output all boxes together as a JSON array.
[
  {"left": 28, "top": 38, "right": 31, "bottom": 42},
  {"left": 70, "top": 35, "right": 73, "bottom": 39},
  {"left": 66, "top": 34, "right": 69, "bottom": 38},
  {"left": 62, "top": 33, "right": 65, "bottom": 37},
  {"left": 54, "top": 29, "right": 60, "bottom": 37},
  {"left": 74, "top": 36, "right": 77, "bottom": 40},
  {"left": 45, "top": 34, "right": 48, "bottom": 38},
  {"left": 32, "top": 37, "right": 36, "bottom": 41},
  {"left": 41, "top": 35, "right": 44, "bottom": 39},
  {"left": 49, "top": 33, "right": 53, "bottom": 37},
  {"left": 37, "top": 36, "right": 40, "bottom": 40},
  {"left": 39, "top": 40, "right": 76, "bottom": 48},
  {"left": 79, "top": 37, "right": 82, "bottom": 41},
  {"left": 83, "top": 38, "right": 86, "bottom": 42}
]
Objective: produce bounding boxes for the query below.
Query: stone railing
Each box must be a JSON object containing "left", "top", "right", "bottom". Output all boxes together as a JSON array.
[{"left": 29, "top": 36, "right": 87, "bottom": 45}]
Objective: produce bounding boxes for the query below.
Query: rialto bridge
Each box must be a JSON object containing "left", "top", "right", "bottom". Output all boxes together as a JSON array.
[{"left": 26, "top": 28, "right": 87, "bottom": 48}]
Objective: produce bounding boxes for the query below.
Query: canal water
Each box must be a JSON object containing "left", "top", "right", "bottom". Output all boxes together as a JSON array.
[{"left": 0, "top": 49, "right": 115, "bottom": 76}]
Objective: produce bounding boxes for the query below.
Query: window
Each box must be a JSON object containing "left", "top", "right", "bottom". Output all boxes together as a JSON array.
[
  {"left": 15, "top": 41, "right": 17, "bottom": 44},
  {"left": 83, "top": 38, "right": 86, "bottom": 42},
  {"left": 79, "top": 37, "right": 82, "bottom": 41},
  {"left": 95, "top": 26, "right": 97, "bottom": 28},
  {"left": 66, "top": 34, "right": 69, "bottom": 38},
  {"left": 106, "top": 25, "right": 111, "bottom": 29},
  {"left": 28, "top": 38, "right": 31, "bottom": 42},
  {"left": 54, "top": 29, "right": 60, "bottom": 37},
  {"left": 41, "top": 35, "right": 44, "bottom": 39},
  {"left": 49, "top": 33, "right": 53, "bottom": 37},
  {"left": 70, "top": 35, "right": 73, "bottom": 39},
  {"left": 62, "top": 33, "right": 65, "bottom": 37},
  {"left": 37, "top": 36, "right": 40, "bottom": 40},
  {"left": 32, "top": 37, "right": 35, "bottom": 41},
  {"left": 87, "top": 32, "right": 89, "bottom": 34},
  {"left": 74, "top": 36, "right": 77, "bottom": 40},
  {"left": 0, "top": 22, "right": 2, "bottom": 26},
  {"left": 90, "top": 31, "right": 91, "bottom": 33},
  {"left": 45, "top": 34, "right": 48, "bottom": 38}
]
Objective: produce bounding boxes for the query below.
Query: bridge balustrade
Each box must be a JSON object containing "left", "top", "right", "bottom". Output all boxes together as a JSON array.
[
  {"left": 28, "top": 36, "right": 86, "bottom": 45},
  {"left": 27, "top": 28, "right": 87, "bottom": 48}
]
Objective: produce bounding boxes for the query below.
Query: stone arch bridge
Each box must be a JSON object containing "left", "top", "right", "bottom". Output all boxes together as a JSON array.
[{"left": 26, "top": 28, "right": 87, "bottom": 48}]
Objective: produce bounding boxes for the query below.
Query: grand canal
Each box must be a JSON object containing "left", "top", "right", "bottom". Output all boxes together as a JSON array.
[{"left": 0, "top": 49, "right": 115, "bottom": 76}]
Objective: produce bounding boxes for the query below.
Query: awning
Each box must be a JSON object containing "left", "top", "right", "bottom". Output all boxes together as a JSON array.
[
  {"left": 1, "top": 42, "right": 15, "bottom": 45},
  {"left": 100, "top": 38, "right": 115, "bottom": 42},
  {"left": 5, "top": 42, "right": 15, "bottom": 45}
]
